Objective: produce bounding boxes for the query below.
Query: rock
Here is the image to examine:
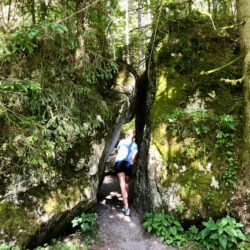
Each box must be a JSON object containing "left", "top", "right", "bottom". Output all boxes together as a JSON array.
[
  {"left": 0, "top": 64, "right": 137, "bottom": 247},
  {"left": 134, "top": 18, "right": 243, "bottom": 223}
]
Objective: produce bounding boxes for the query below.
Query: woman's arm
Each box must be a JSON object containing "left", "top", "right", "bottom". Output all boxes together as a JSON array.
[{"left": 131, "top": 151, "right": 138, "bottom": 165}]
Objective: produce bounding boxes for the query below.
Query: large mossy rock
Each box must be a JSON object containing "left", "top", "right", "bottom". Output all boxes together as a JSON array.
[
  {"left": 0, "top": 63, "right": 136, "bottom": 247},
  {"left": 0, "top": 129, "right": 105, "bottom": 247},
  {"left": 135, "top": 15, "right": 243, "bottom": 221}
]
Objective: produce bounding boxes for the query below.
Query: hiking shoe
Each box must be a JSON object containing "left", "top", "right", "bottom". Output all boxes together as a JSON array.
[{"left": 124, "top": 208, "right": 130, "bottom": 216}]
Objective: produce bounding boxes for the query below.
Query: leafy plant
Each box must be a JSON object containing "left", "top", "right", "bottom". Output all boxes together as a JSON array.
[
  {"left": 200, "top": 216, "right": 249, "bottom": 250},
  {"left": 0, "top": 245, "right": 10, "bottom": 250},
  {"left": 187, "top": 225, "right": 200, "bottom": 242},
  {"left": 143, "top": 212, "right": 186, "bottom": 247},
  {"left": 34, "top": 242, "right": 88, "bottom": 250},
  {"left": 1, "top": 23, "right": 68, "bottom": 59},
  {"left": 162, "top": 108, "right": 240, "bottom": 187},
  {"left": 71, "top": 213, "right": 98, "bottom": 234},
  {"left": 0, "top": 245, "right": 20, "bottom": 250},
  {"left": 144, "top": 213, "right": 249, "bottom": 249}
]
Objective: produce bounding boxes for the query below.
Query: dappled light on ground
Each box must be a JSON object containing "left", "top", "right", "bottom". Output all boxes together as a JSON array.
[{"left": 91, "top": 175, "right": 174, "bottom": 250}]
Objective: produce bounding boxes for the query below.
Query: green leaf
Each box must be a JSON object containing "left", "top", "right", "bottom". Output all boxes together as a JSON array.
[
  {"left": 218, "top": 227, "right": 224, "bottom": 235},
  {"left": 81, "top": 223, "right": 90, "bottom": 232},
  {"left": 170, "top": 226, "right": 177, "bottom": 236},
  {"left": 165, "top": 238, "right": 174, "bottom": 245},
  {"left": 210, "top": 233, "right": 219, "bottom": 239},
  {"left": 173, "top": 220, "right": 182, "bottom": 227},
  {"left": 225, "top": 227, "right": 237, "bottom": 237},
  {"left": 0, "top": 244, "right": 10, "bottom": 250},
  {"left": 71, "top": 218, "right": 79, "bottom": 228},
  {"left": 235, "top": 230, "right": 247, "bottom": 241},
  {"left": 203, "top": 219, "right": 217, "bottom": 230},
  {"left": 235, "top": 222, "right": 244, "bottom": 228},
  {"left": 219, "top": 218, "right": 228, "bottom": 227},
  {"left": 219, "top": 234, "right": 228, "bottom": 249},
  {"left": 201, "top": 228, "right": 210, "bottom": 239}
]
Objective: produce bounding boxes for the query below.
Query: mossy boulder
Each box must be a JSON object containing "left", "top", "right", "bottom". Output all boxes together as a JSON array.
[
  {"left": 0, "top": 202, "right": 38, "bottom": 245},
  {"left": 135, "top": 15, "right": 243, "bottom": 221},
  {"left": 0, "top": 134, "right": 104, "bottom": 247},
  {"left": 0, "top": 63, "right": 136, "bottom": 247}
]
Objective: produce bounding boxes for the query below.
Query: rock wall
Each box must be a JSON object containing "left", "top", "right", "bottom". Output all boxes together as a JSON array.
[
  {"left": 0, "top": 133, "right": 105, "bottom": 247},
  {"left": 134, "top": 16, "right": 244, "bottom": 222},
  {"left": 0, "top": 64, "right": 136, "bottom": 247}
]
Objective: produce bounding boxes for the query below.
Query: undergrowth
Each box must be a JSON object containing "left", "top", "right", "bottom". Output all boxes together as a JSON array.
[
  {"left": 0, "top": 22, "right": 118, "bottom": 184},
  {"left": 0, "top": 213, "right": 99, "bottom": 250},
  {"left": 162, "top": 108, "right": 240, "bottom": 187},
  {"left": 143, "top": 212, "right": 250, "bottom": 249}
]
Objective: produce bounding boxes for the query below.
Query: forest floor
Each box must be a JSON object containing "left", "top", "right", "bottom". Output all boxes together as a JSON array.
[{"left": 90, "top": 175, "right": 175, "bottom": 250}]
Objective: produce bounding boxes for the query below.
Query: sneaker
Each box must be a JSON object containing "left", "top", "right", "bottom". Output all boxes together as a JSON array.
[{"left": 124, "top": 208, "right": 130, "bottom": 216}]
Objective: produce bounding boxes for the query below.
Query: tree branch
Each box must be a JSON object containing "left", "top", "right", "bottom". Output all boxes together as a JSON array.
[
  {"left": 200, "top": 56, "right": 242, "bottom": 75},
  {"left": 220, "top": 77, "right": 243, "bottom": 85},
  {"left": 217, "top": 21, "right": 246, "bottom": 31},
  {"left": 58, "top": 0, "right": 100, "bottom": 23}
]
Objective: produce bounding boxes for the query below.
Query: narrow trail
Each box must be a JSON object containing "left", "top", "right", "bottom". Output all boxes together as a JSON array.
[{"left": 90, "top": 175, "right": 175, "bottom": 250}]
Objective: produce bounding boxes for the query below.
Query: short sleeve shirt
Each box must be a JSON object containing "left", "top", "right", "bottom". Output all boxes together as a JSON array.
[{"left": 115, "top": 138, "right": 138, "bottom": 165}]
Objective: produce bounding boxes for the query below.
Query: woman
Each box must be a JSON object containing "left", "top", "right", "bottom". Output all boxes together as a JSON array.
[{"left": 115, "top": 129, "right": 138, "bottom": 216}]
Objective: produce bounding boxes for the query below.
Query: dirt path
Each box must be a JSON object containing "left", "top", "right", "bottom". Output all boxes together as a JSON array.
[{"left": 90, "top": 175, "right": 175, "bottom": 250}]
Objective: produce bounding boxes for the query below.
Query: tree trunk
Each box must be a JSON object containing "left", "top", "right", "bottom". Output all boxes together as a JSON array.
[
  {"left": 207, "top": 0, "right": 211, "bottom": 13},
  {"left": 106, "top": 0, "right": 116, "bottom": 60},
  {"left": 231, "top": 0, "right": 237, "bottom": 18},
  {"left": 188, "top": 0, "right": 192, "bottom": 14},
  {"left": 76, "top": 0, "right": 86, "bottom": 35},
  {"left": 234, "top": 0, "right": 250, "bottom": 231},
  {"left": 7, "top": 0, "right": 12, "bottom": 23},
  {"left": 238, "top": 0, "right": 250, "bottom": 184},
  {"left": 124, "top": 0, "right": 130, "bottom": 64},
  {"left": 212, "top": 0, "right": 218, "bottom": 17},
  {"left": 75, "top": 0, "right": 87, "bottom": 64},
  {"left": 146, "top": 0, "right": 152, "bottom": 40},
  {"left": 31, "top": 0, "right": 36, "bottom": 24},
  {"left": 40, "top": 0, "right": 49, "bottom": 22},
  {"left": 137, "top": 0, "right": 144, "bottom": 73}
]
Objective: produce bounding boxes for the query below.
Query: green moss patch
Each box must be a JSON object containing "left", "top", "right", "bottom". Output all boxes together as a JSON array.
[{"left": 0, "top": 202, "right": 38, "bottom": 245}]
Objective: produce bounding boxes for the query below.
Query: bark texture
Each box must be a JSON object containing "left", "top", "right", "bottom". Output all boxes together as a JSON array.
[
  {"left": 230, "top": 0, "right": 250, "bottom": 233},
  {"left": 238, "top": 0, "right": 250, "bottom": 183}
]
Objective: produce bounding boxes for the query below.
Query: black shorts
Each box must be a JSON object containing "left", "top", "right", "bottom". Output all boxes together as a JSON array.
[{"left": 115, "top": 160, "right": 133, "bottom": 176}]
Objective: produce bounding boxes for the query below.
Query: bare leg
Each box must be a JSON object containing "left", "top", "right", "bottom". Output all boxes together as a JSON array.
[
  {"left": 118, "top": 172, "right": 129, "bottom": 209},
  {"left": 125, "top": 175, "right": 130, "bottom": 196}
]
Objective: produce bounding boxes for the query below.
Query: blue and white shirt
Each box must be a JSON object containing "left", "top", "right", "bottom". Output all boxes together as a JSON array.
[{"left": 115, "top": 138, "right": 138, "bottom": 165}]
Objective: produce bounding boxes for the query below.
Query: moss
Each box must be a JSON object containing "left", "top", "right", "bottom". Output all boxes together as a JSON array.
[
  {"left": 116, "top": 66, "right": 135, "bottom": 87},
  {"left": 151, "top": 67, "right": 189, "bottom": 162},
  {"left": 203, "top": 189, "right": 228, "bottom": 215},
  {"left": 151, "top": 67, "right": 188, "bottom": 124},
  {"left": 178, "top": 171, "right": 221, "bottom": 217},
  {"left": 0, "top": 202, "right": 38, "bottom": 245},
  {"left": 150, "top": 67, "right": 233, "bottom": 218},
  {"left": 148, "top": 14, "right": 242, "bottom": 220},
  {"left": 153, "top": 134, "right": 229, "bottom": 218},
  {"left": 168, "top": 162, "right": 228, "bottom": 218},
  {"left": 43, "top": 178, "right": 89, "bottom": 215}
]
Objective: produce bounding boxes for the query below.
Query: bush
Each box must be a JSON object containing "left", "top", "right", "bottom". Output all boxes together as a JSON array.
[
  {"left": 200, "top": 216, "right": 249, "bottom": 250},
  {"left": 71, "top": 213, "right": 98, "bottom": 234},
  {"left": 143, "top": 212, "right": 249, "bottom": 249}
]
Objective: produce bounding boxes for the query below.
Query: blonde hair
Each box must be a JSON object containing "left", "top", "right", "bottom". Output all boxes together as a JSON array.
[{"left": 125, "top": 129, "right": 135, "bottom": 138}]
